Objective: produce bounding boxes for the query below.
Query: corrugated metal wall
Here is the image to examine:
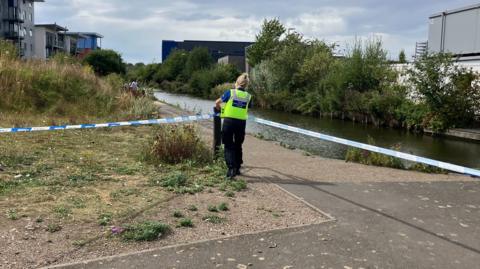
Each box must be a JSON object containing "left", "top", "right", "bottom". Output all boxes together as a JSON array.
[{"left": 429, "top": 6, "right": 480, "bottom": 55}]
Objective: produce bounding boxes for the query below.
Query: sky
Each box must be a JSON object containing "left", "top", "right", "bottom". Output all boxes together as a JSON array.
[{"left": 36, "top": 0, "right": 479, "bottom": 63}]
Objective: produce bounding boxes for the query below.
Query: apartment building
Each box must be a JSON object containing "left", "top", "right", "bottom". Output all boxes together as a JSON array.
[
  {"left": 0, "top": 0, "right": 44, "bottom": 58},
  {"left": 34, "top": 23, "right": 67, "bottom": 58},
  {"left": 34, "top": 25, "right": 103, "bottom": 59}
]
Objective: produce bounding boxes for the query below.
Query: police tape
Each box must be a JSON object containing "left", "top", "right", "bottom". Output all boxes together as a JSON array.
[
  {"left": 251, "top": 117, "right": 480, "bottom": 178},
  {"left": 1, "top": 113, "right": 479, "bottom": 177},
  {"left": 0, "top": 114, "right": 214, "bottom": 133}
]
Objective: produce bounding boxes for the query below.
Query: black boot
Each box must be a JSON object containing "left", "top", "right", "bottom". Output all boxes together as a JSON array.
[
  {"left": 235, "top": 167, "right": 242, "bottom": 176},
  {"left": 226, "top": 168, "right": 236, "bottom": 179}
]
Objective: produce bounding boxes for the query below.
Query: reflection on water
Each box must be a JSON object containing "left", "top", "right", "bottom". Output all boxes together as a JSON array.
[{"left": 155, "top": 91, "right": 480, "bottom": 169}]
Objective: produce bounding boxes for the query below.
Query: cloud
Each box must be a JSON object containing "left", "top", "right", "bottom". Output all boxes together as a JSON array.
[{"left": 35, "top": 0, "right": 479, "bottom": 63}]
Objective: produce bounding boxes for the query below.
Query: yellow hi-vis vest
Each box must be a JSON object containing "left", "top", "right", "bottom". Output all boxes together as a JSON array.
[{"left": 221, "top": 89, "right": 251, "bottom": 120}]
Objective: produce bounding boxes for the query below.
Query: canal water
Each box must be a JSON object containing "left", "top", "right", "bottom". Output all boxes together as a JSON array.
[{"left": 155, "top": 91, "right": 480, "bottom": 169}]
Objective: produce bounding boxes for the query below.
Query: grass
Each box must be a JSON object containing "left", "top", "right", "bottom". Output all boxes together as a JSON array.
[
  {"left": 345, "top": 137, "right": 447, "bottom": 174},
  {"left": 46, "top": 223, "right": 62, "bottom": 233},
  {"left": 225, "top": 191, "right": 235, "bottom": 197},
  {"left": 178, "top": 218, "right": 194, "bottom": 228},
  {"left": 98, "top": 213, "right": 113, "bottom": 226},
  {"left": 207, "top": 205, "right": 219, "bottom": 212},
  {"left": 188, "top": 205, "right": 198, "bottom": 211},
  {"left": 6, "top": 209, "right": 18, "bottom": 220},
  {"left": 173, "top": 210, "right": 184, "bottom": 218},
  {"left": 218, "top": 203, "right": 229, "bottom": 211},
  {"left": 202, "top": 215, "right": 226, "bottom": 224},
  {"left": 121, "top": 221, "right": 171, "bottom": 241}
]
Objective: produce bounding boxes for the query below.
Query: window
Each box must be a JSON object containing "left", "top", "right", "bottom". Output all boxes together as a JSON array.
[{"left": 29, "top": 29, "right": 32, "bottom": 37}]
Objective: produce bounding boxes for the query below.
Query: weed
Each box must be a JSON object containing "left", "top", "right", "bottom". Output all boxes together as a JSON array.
[
  {"left": 230, "top": 180, "right": 247, "bottom": 192},
  {"left": 218, "top": 203, "right": 229, "bottom": 211},
  {"left": 225, "top": 191, "right": 235, "bottom": 197},
  {"left": 68, "top": 196, "right": 87, "bottom": 209},
  {"left": 121, "top": 221, "right": 171, "bottom": 241},
  {"left": 207, "top": 205, "right": 218, "bottom": 212},
  {"left": 188, "top": 205, "right": 198, "bottom": 212},
  {"left": 173, "top": 210, "right": 184, "bottom": 218},
  {"left": 145, "top": 125, "right": 212, "bottom": 165},
  {"left": 159, "top": 172, "right": 188, "bottom": 188},
  {"left": 110, "top": 188, "right": 141, "bottom": 200},
  {"left": 46, "top": 224, "right": 62, "bottom": 233},
  {"left": 202, "top": 215, "right": 225, "bottom": 224},
  {"left": 6, "top": 209, "right": 18, "bottom": 220},
  {"left": 98, "top": 213, "right": 113, "bottom": 226},
  {"left": 409, "top": 163, "right": 447, "bottom": 174},
  {"left": 53, "top": 205, "right": 72, "bottom": 218},
  {"left": 178, "top": 218, "right": 194, "bottom": 228}
]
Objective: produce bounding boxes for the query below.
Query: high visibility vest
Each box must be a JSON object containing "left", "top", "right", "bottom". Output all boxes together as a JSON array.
[{"left": 221, "top": 89, "right": 251, "bottom": 120}]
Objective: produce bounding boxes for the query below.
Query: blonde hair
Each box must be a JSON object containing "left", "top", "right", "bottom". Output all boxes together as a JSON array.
[{"left": 235, "top": 73, "right": 249, "bottom": 89}]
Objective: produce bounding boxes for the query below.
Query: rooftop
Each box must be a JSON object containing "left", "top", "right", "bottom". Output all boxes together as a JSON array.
[
  {"left": 35, "top": 23, "right": 68, "bottom": 32},
  {"left": 68, "top": 32, "right": 104, "bottom": 38},
  {"left": 430, "top": 3, "right": 480, "bottom": 18}
]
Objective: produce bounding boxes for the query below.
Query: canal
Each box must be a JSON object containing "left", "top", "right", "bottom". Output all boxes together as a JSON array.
[{"left": 155, "top": 91, "right": 480, "bottom": 169}]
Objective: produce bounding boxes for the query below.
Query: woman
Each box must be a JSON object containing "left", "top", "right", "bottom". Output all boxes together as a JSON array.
[{"left": 215, "top": 74, "right": 252, "bottom": 179}]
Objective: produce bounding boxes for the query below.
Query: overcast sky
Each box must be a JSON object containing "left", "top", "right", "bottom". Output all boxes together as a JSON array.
[{"left": 36, "top": 0, "right": 478, "bottom": 63}]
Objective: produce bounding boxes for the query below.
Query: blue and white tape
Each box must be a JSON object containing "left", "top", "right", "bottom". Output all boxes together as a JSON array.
[
  {"left": 0, "top": 114, "right": 214, "bottom": 133},
  {"left": 251, "top": 117, "right": 480, "bottom": 178}
]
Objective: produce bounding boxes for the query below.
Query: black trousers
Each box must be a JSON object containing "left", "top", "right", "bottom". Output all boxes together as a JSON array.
[{"left": 222, "top": 118, "right": 246, "bottom": 169}]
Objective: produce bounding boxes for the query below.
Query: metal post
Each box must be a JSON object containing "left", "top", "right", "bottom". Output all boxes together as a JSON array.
[{"left": 213, "top": 107, "right": 222, "bottom": 158}]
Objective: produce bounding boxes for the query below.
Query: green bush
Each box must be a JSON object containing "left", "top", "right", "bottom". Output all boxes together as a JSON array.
[
  {"left": 189, "top": 64, "right": 239, "bottom": 97},
  {"left": 183, "top": 47, "right": 214, "bottom": 79},
  {"left": 121, "top": 221, "right": 171, "bottom": 241},
  {"left": 146, "top": 125, "right": 212, "bottom": 164},
  {"left": 178, "top": 218, "right": 194, "bottom": 228},
  {"left": 82, "top": 49, "right": 126, "bottom": 76},
  {"left": 408, "top": 52, "right": 480, "bottom": 131},
  {"left": 345, "top": 138, "right": 404, "bottom": 169}
]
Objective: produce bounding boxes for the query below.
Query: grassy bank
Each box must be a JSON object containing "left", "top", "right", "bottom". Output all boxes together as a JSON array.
[{"left": 0, "top": 41, "right": 156, "bottom": 127}]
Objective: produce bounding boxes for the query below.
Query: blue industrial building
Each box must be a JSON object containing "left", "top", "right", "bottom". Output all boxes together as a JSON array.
[{"left": 162, "top": 40, "right": 253, "bottom": 62}]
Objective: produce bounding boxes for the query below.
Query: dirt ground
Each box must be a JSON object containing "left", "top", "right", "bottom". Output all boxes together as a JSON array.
[{"left": 0, "top": 107, "right": 328, "bottom": 269}]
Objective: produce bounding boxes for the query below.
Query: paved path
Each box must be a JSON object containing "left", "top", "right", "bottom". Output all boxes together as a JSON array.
[{"left": 49, "top": 105, "right": 480, "bottom": 269}]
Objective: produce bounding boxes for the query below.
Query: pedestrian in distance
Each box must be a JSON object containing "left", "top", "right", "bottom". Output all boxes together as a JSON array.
[{"left": 215, "top": 73, "right": 252, "bottom": 179}]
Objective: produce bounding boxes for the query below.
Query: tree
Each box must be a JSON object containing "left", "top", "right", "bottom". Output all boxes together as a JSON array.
[
  {"left": 183, "top": 47, "right": 213, "bottom": 79},
  {"left": 246, "top": 19, "right": 286, "bottom": 67},
  {"left": 408, "top": 53, "right": 480, "bottom": 131},
  {"left": 82, "top": 49, "right": 126, "bottom": 76},
  {"left": 159, "top": 49, "right": 188, "bottom": 81},
  {"left": 399, "top": 49, "right": 407, "bottom": 64}
]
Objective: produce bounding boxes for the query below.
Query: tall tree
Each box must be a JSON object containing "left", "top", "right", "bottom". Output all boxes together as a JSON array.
[
  {"left": 246, "top": 19, "right": 286, "bottom": 67},
  {"left": 399, "top": 49, "right": 407, "bottom": 64}
]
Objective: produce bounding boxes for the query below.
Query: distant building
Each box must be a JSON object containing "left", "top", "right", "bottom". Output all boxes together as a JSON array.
[
  {"left": 420, "top": 3, "right": 480, "bottom": 62},
  {"left": 0, "top": 0, "right": 45, "bottom": 58},
  {"left": 34, "top": 27, "right": 103, "bottom": 59},
  {"left": 218, "top": 55, "right": 247, "bottom": 73},
  {"left": 162, "top": 40, "right": 253, "bottom": 63},
  {"left": 34, "top": 23, "right": 68, "bottom": 59},
  {"left": 70, "top": 32, "right": 103, "bottom": 57}
]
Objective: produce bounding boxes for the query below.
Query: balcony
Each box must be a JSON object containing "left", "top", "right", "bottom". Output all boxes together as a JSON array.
[
  {"left": 3, "top": 8, "right": 25, "bottom": 23},
  {"left": 4, "top": 31, "right": 24, "bottom": 40}
]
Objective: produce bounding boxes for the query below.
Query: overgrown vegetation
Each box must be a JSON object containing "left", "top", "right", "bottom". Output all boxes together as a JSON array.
[
  {"left": 0, "top": 41, "right": 154, "bottom": 127},
  {"left": 126, "top": 47, "right": 239, "bottom": 98},
  {"left": 121, "top": 221, "right": 171, "bottom": 241},
  {"left": 246, "top": 19, "right": 480, "bottom": 132},
  {"left": 345, "top": 137, "right": 447, "bottom": 173}
]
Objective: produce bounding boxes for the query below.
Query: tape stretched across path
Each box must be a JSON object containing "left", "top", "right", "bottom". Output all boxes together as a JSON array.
[
  {"left": 251, "top": 117, "right": 480, "bottom": 178},
  {"left": 0, "top": 114, "right": 214, "bottom": 133},
  {"left": 1, "top": 113, "right": 479, "bottom": 178}
]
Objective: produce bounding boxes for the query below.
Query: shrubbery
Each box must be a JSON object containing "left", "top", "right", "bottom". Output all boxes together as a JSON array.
[
  {"left": 145, "top": 125, "right": 212, "bottom": 165},
  {"left": 126, "top": 48, "right": 239, "bottom": 98},
  {"left": 247, "top": 19, "right": 480, "bottom": 132},
  {"left": 0, "top": 41, "right": 155, "bottom": 125}
]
